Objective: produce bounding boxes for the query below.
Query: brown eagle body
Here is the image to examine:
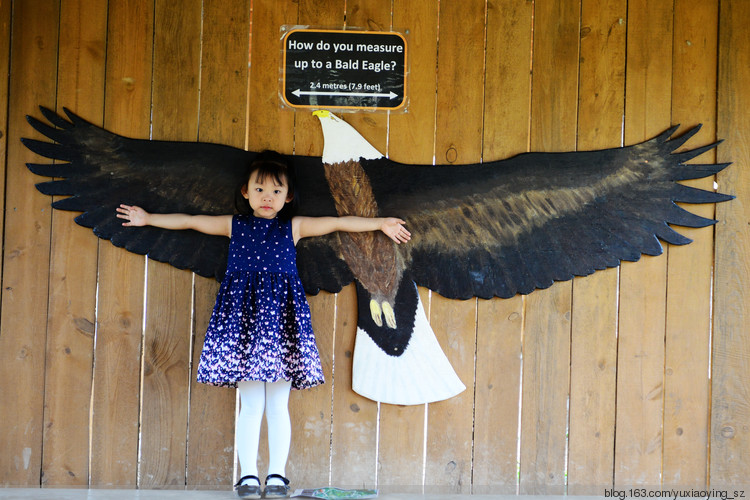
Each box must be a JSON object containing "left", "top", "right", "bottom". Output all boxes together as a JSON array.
[{"left": 323, "top": 159, "right": 404, "bottom": 329}]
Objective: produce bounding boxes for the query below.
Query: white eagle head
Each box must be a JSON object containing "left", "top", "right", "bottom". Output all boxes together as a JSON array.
[{"left": 313, "top": 110, "right": 384, "bottom": 164}]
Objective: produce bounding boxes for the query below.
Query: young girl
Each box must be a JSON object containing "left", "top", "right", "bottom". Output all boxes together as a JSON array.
[{"left": 116, "top": 153, "right": 410, "bottom": 499}]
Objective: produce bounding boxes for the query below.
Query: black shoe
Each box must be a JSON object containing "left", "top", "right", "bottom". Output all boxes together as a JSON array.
[
  {"left": 263, "top": 474, "right": 290, "bottom": 498},
  {"left": 235, "top": 475, "right": 261, "bottom": 499}
]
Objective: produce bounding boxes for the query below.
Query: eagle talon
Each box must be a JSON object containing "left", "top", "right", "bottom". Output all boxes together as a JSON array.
[
  {"left": 370, "top": 299, "right": 383, "bottom": 327},
  {"left": 370, "top": 300, "right": 397, "bottom": 329},
  {"left": 382, "top": 301, "right": 396, "bottom": 329}
]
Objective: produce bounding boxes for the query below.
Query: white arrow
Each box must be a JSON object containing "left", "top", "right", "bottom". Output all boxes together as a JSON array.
[{"left": 293, "top": 89, "right": 399, "bottom": 99}]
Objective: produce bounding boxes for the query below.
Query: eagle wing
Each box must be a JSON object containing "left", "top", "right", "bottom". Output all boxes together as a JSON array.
[
  {"left": 290, "top": 156, "right": 353, "bottom": 294},
  {"left": 355, "top": 126, "right": 732, "bottom": 300},
  {"left": 25, "top": 109, "right": 732, "bottom": 406},
  {"left": 24, "top": 107, "right": 352, "bottom": 286},
  {"left": 25, "top": 109, "right": 732, "bottom": 301}
]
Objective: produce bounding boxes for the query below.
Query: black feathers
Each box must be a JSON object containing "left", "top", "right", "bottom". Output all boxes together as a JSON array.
[{"left": 24, "top": 107, "right": 733, "bottom": 299}]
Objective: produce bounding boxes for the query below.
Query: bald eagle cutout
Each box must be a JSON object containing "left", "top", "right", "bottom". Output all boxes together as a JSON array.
[{"left": 23, "top": 107, "right": 733, "bottom": 405}]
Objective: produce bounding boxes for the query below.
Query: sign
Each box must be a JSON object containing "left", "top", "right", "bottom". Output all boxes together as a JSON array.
[{"left": 281, "top": 28, "right": 407, "bottom": 111}]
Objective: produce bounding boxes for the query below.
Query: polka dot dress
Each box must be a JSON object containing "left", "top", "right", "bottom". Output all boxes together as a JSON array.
[{"left": 197, "top": 214, "right": 324, "bottom": 390}]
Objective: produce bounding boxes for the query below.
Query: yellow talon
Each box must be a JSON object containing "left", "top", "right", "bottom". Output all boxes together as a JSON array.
[
  {"left": 313, "top": 110, "right": 330, "bottom": 118},
  {"left": 370, "top": 299, "right": 383, "bottom": 327},
  {"left": 382, "top": 301, "right": 397, "bottom": 329}
]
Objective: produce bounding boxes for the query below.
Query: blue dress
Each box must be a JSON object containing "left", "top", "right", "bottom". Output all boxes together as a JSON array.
[{"left": 196, "top": 214, "right": 325, "bottom": 390}]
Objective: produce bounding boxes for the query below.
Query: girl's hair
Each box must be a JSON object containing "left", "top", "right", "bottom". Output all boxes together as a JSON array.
[{"left": 235, "top": 151, "right": 298, "bottom": 220}]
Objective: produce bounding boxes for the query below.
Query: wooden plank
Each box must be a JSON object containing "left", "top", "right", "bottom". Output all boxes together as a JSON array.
[
  {"left": 424, "top": 0, "right": 485, "bottom": 494},
  {"left": 293, "top": 16, "right": 347, "bottom": 487},
  {"left": 711, "top": 0, "right": 750, "bottom": 486},
  {"left": 614, "top": 0, "right": 674, "bottom": 488},
  {"left": 288, "top": 291, "right": 336, "bottom": 486},
  {"left": 328, "top": 285, "right": 379, "bottom": 488},
  {"left": 472, "top": 0, "right": 533, "bottom": 493},
  {"left": 0, "top": 0, "right": 60, "bottom": 486},
  {"left": 662, "top": 0, "right": 719, "bottom": 488},
  {"left": 246, "top": 1, "right": 296, "bottom": 484},
  {"left": 474, "top": 297, "right": 524, "bottom": 494},
  {"left": 0, "top": 0, "right": 737, "bottom": 491},
  {"left": 342, "top": 0, "right": 389, "bottom": 156},
  {"left": 0, "top": 0, "right": 11, "bottom": 285},
  {"left": 286, "top": 1, "right": 376, "bottom": 489},
  {"left": 246, "top": 0, "right": 319, "bottom": 488},
  {"left": 481, "top": 0, "right": 534, "bottom": 158},
  {"left": 41, "top": 0, "right": 107, "bottom": 486},
  {"left": 90, "top": 0, "right": 154, "bottom": 486},
  {"left": 247, "top": 1, "right": 296, "bottom": 154},
  {"left": 286, "top": 26, "right": 339, "bottom": 498},
  {"left": 424, "top": 295, "right": 477, "bottom": 495},
  {"left": 567, "top": 0, "right": 625, "bottom": 494},
  {"left": 325, "top": 0, "right": 394, "bottom": 490},
  {"left": 187, "top": 0, "right": 251, "bottom": 488},
  {"left": 294, "top": 0, "right": 345, "bottom": 156},
  {"left": 519, "top": 289, "right": 572, "bottom": 496},
  {"left": 377, "top": 0, "right": 440, "bottom": 492},
  {"left": 518, "top": 1, "right": 579, "bottom": 496},
  {"left": 0, "top": 13, "right": 7, "bottom": 471},
  {"left": 389, "top": 0, "right": 439, "bottom": 158},
  {"left": 138, "top": 0, "right": 202, "bottom": 487}
]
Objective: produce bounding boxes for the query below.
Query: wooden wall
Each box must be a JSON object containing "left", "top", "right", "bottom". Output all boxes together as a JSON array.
[{"left": 0, "top": 0, "right": 748, "bottom": 494}]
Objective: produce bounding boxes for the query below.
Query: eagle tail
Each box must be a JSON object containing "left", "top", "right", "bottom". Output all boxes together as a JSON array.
[{"left": 351, "top": 282, "right": 465, "bottom": 405}]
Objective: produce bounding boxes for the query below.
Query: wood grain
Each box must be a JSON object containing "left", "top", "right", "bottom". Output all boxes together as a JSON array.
[
  {"left": 0, "top": 0, "right": 60, "bottom": 485},
  {"left": 187, "top": 0, "right": 251, "bottom": 487},
  {"left": 245, "top": 0, "right": 299, "bottom": 483},
  {"left": 41, "top": 0, "right": 107, "bottom": 486},
  {"left": 0, "top": 0, "right": 9, "bottom": 289},
  {"left": 473, "top": 0, "right": 533, "bottom": 493},
  {"left": 663, "top": 0, "right": 719, "bottom": 488},
  {"left": 519, "top": 0, "right": 579, "bottom": 494},
  {"left": 377, "top": 0, "right": 439, "bottom": 492},
  {"left": 711, "top": 0, "right": 750, "bottom": 486},
  {"left": 615, "top": 0, "right": 674, "bottom": 487},
  {"left": 330, "top": 285, "right": 378, "bottom": 487},
  {"left": 474, "top": 296, "right": 524, "bottom": 494},
  {"left": 247, "top": 0, "right": 339, "bottom": 488},
  {"left": 424, "top": 1, "right": 486, "bottom": 493},
  {"left": 90, "top": 0, "right": 153, "bottom": 486},
  {"left": 567, "top": 0, "right": 625, "bottom": 494},
  {"left": 137, "top": 1, "right": 201, "bottom": 486},
  {"left": 0, "top": 0, "right": 746, "bottom": 490},
  {"left": 344, "top": 0, "right": 390, "bottom": 156}
]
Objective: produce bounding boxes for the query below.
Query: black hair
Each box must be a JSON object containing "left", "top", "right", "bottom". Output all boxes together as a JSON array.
[{"left": 234, "top": 151, "right": 298, "bottom": 221}]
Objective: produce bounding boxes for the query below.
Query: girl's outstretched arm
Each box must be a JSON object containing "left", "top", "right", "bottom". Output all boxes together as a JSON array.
[
  {"left": 117, "top": 204, "right": 232, "bottom": 237},
  {"left": 292, "top": 215, "right": 411, "bottom": 245}
]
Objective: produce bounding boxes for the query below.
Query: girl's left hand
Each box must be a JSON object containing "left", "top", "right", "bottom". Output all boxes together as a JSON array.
[
  {"left": 117, "top": 204, "right": 149, "bottom": 226},
  {"left": 381, "top": 218, "right": 411, "bottom": 244}
]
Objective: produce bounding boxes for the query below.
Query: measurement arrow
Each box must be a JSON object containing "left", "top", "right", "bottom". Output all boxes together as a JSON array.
[{"left": 292, "top": 89, "right": 399, "bottom": 99}]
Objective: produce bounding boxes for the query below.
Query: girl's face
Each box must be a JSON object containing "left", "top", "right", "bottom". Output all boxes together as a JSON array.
[{"left": 242, "top": 170, "right": 293, "bottom": 219}]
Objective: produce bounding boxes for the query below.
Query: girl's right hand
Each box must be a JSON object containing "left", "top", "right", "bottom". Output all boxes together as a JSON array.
[
  {"left": 380, "top": 217, "right": 411, "bottom": 244},
  {"left": 117, "top": 204, "right": 149, "bottom": 226}
]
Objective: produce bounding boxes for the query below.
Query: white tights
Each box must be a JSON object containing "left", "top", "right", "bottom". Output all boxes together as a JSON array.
[{"left": 236, "top": 380, "right": 292, "bottom": 485}]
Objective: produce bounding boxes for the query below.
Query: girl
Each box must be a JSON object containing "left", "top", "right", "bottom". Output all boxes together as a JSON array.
[{"left": 116, "top": 153, "right": 410, "bottom": 498}]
